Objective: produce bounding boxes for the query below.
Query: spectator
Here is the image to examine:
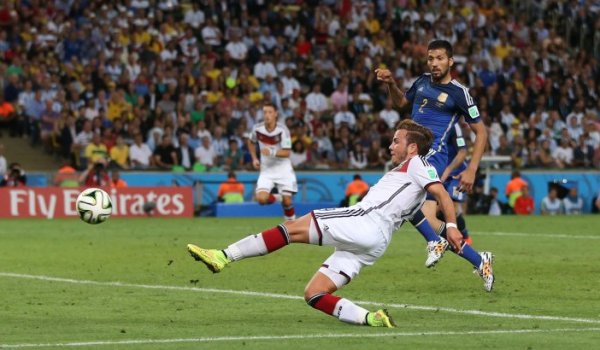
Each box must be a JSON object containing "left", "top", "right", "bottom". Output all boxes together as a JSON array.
[
  {"left": 488, "top": 187, "right": 503, "bottom": 216},
  {"left": 84, "top": 133, "right": 108, "bottom": 165},
  {"left": 223, "top": 138, "right": 243, "bottom": 171},
  {"left": 290, "top": 140, "right": 308, "bottom": 169},
  {"left": 0, "top": 163, "right": 26, "bottom": 187},
  {"left": 541, "top": 188, "right": 564, "bottom": 215},
  {"left": 217, "top": 171, "right": 245, "bottom": 203},
  {"left": 573, "top": 134, "right": 594, "bottom": 168},
  {"left": 349, "top": 143, "right": 367, "bottom": 170},
  {"left": 110, "top": 170, "right": 128, "bottom": 188},
  {"left": 194, "top": 136, "right": 216, "bottom": 171},
  {"left": 0, "top": 94, "right": 16, "bottom": 137},
  {"left": 552, "top": 138, "right": 573, "bottom": 169},
  {"left": 333, "top": 103, "right": 357, "bottom": 130},
  {"left": 129, "top": 133, "right": 153, "bottom": 170},
  {"left": 379, "top": 99, "right": 400, "bottom": 130},
  {"left": 177, "top": 133, "right": 195, "bottom": 171},
  {"left": 563, "top": 187, "right": 583, "bottom": 215},
  {"left": 340, "top": 174, "right": 370, "bottom": 207},
  {"left": 80, "top": 161, "right": 110, "bottom": 187},
  {"left": 109, "top": 135, "right": 130, "bottom": 170},
  {"left": 153, "top": 134, "right": 178, "bottom": 170},
  {"left": 514, "top": 186, "right": 535, "bottom": 215}
]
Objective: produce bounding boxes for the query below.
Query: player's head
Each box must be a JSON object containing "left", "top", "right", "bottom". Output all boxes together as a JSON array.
[
  {"left": 390, "top": 120, "right": 433, "bottom": 164},
  {"left": 262, "top": 102, "right": 278, "bottom": 126},
  {"left": 427, "top": 40, "right": 453, "bottom": 82}
]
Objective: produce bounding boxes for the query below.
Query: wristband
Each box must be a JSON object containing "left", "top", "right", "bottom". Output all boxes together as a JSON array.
[{"left": 446, "top": 222, "right": 458, "bottom": 229}]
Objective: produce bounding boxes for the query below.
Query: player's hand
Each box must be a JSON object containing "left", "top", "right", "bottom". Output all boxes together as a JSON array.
[
  {"left": 446, "top": 227, "right": 463, "bottom": 254},
  {"left": 252, "top": 159, "right": 260, "bottom": 169},
  {"left": 455, "top": 168, "right": 476, "bottom": 192},
  {"left": 375, "top": 68, "right": 394, "bottom": 84}
]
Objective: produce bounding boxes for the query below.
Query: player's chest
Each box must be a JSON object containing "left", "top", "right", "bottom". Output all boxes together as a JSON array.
[
  {"left": 256, "top": 130, "right": 282, "bottom": 145},
  {"left": 414, "top": 86, "right": 457, "bottom": 113}
]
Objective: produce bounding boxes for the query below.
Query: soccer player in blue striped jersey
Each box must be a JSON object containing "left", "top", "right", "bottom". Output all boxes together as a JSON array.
[{"left": 376, "top": 40, "right": 493, "bottom": 291}]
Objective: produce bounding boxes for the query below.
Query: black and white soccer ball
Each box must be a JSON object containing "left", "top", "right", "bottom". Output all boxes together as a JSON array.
[{"left": 76, "top": 188, "right": 113, "bottom": 224}]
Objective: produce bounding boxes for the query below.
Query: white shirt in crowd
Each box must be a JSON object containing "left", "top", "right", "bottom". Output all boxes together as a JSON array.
[
  {"left": 195, "top": 145, "right": 216, "bottom": 167},
  {"left": 333, "top": 110, "right": 356, "bottom": 129},
  {"left": 184, "top": 8, "right": 205, "bottom": 28},
  {"left": 541, "top": 196, "right": 563, "bottom": 215},
  {"left": 129, "top": 142, "right": 153, "bottom": 167},
  {"left": 563, "top": 196, "right": 583, "bottom": 215},
  {"left": 552, "top": 145, "right": 573, "bottom": 165},
  {"left": 225, "top": 40, "right": 248, "bottom": 60},
  {"left": 253, "top": 61, "right": 278, "bottom": 80},
  {"left": 305, "top": 91, "right": 328, "bottom": 113},
  {"left": 379, "top": 108, "right": 400, "bottom": 129}
]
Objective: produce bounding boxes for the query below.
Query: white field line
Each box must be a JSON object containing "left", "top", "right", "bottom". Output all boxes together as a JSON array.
[
  {"left": 1, "top": 327, "right": 600, "bottom": 348},
  {"left": 1, "top": 272, "right": 600, "bottom": 325},
  {"left": 400, "top": 228, "right": 600, "bottom": 240}
]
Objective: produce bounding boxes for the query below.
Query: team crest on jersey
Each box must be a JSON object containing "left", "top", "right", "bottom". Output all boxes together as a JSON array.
[
  {"left": 468, "top": 106, "right": 480, "bottom": 119},
  {"left": 427, "top": 169, "right": 437, "bottom": 179},
  {"left": 437, "top": 92, "right": 448, "bottom": 103}
]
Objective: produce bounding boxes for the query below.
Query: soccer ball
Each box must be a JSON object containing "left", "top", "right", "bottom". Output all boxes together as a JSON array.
[{"left": 76, "top": 188, "right": 113, "bottom": 224}]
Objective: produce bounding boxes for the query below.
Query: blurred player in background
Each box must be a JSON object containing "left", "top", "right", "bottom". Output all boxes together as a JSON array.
[
  {"left": 376, "top": 40, "right": 493, "bottom": 291},
  {"left": 188, "top": 120, "right": 463, "bottom": 327},
  {"left": 246, "top": 102, "right": 297, "bottom": 220},
  {"left": 437, "top": 123, "right": 472, "bottom": 244}
]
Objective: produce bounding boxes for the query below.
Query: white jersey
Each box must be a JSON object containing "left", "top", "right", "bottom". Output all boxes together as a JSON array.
[
  {"left": 356, "top": 155, "right": 440, "bottom": 238},
  {"left": 249, "top": 122, "right": 293, "bottom": 173}
]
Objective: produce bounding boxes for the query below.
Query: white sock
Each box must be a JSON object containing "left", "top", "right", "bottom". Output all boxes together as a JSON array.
[
  {"left": 332, "top": 298, "right": 369, "bottom": 325},
  {"left": 224, "top": 234, "right": 267, "bottom": 261},
  {"left": 272, "top": 194, "right": 282, "bottom": 202}
]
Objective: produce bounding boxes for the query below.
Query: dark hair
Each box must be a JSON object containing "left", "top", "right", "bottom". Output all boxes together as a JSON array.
[
  {"left": 396, "top": 119, "right": 434, "bottom": 156},
  {"left": 263, "top": 101, "right": 277, "bottom": 110},
  {"left": 427, "top": 40, "right": 453, "bottom": 58},
  {"left": 353, "top": 174, "right": 362, "bottom": 180}
]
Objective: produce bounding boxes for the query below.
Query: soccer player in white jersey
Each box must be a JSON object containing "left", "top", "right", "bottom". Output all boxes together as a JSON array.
[
  {"left": 246, "top": 102, "right": 297, "bottom": 220},
  {"left": 187, "top": 120, "right": 464, "bottom": 328}
]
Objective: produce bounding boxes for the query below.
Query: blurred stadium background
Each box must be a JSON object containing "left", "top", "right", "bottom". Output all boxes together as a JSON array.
[{"left": 1, "top": 0, "right": 600, "bottom": 348}]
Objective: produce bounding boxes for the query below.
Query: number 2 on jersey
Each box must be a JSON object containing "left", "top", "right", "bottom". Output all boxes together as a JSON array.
[{"left": 419, "top": 98, "right": 428, "bottom": 113}]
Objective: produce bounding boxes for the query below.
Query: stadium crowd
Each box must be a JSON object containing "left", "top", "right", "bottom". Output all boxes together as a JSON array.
[{"left": 0, "top": 0, "right": 598, "bottom": 174}]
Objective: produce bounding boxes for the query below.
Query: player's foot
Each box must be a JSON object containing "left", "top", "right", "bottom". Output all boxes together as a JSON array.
[
  {"left": 366, "top": 309, "right": 396, "bottom": 328},
  {"left": 187, "top": 244, "right": 230, "bottom": 273},
  {"left": 477, "top": 252, "right": 494, "bottom": 292},
  {"left": 464, "top": 237, "right": 473, "bottom": 245},
  {"left": 425, "top": 237, "right": 449, "bottom": 268}
]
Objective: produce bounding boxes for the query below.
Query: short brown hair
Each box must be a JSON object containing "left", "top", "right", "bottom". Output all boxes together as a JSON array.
[
  {"left": 397, "top": 119, "right": 434, "bottom": 156},
  {"left": 263, "top": 101, "right": 277, "bottom": 110}
]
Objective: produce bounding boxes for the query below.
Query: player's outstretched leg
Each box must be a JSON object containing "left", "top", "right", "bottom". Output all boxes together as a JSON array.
[
  {"left": 187, "top": 224, "right": 291, "bottom": 273},
  {"left": 305, "top": 273, "right": 395, "bottom": 328},
  {"left": 409, "top": 210, "right": 449, "bottom": 268},
  {"left": 438, "top": 225, "right": 495, "bottom": 292}
]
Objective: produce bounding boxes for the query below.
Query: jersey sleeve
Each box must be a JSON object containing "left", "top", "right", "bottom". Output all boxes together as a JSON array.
[
  {"left": 280, "top": 124, "right": 292, "bottom": 149},
  {"left": 452, "top": 123, "right": 467, "bottom": 149},
  {"left": 246, "top": 125, "right": 257, "bottom": 143},
  {"left": 404, "top": 75, "right": 424, "bottom": 104},
  {"left": 452, "top": 82, "right": 481, "bottom": 124},
  {"left": 408, "top": 157, "right": 441, "bottom": 190}
]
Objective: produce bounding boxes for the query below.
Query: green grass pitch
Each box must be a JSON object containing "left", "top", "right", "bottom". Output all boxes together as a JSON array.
[{"left": 1, "top": 215, "right": 599, "bottom": 349}]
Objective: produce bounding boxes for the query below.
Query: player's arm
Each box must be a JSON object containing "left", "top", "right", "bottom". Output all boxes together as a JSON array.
[
  {"left": 458, "top": 121, "right": 487, "bottom": 191},
  {"left": 441, "top": 148, "right": 467, "bottom": 183},
  {"left": 375, "top": 68, "right": 409, "bottom": 109},
  {"left": 246, "top": 136, "right": 260, "bottom": 169},
  {"left": 426, "top": 182, "right": 463, "bottom": 251},
  {"left": 274, "top": 149, "right": 290, "bottom": 158}
]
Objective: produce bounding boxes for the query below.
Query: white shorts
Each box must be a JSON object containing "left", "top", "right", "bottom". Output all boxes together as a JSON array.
[
  {"left": 256, "top": 170, "right": 297, "bottom": 195},
  {"left": 309, "top": 207, "right": 390, "bottom": 287}
]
